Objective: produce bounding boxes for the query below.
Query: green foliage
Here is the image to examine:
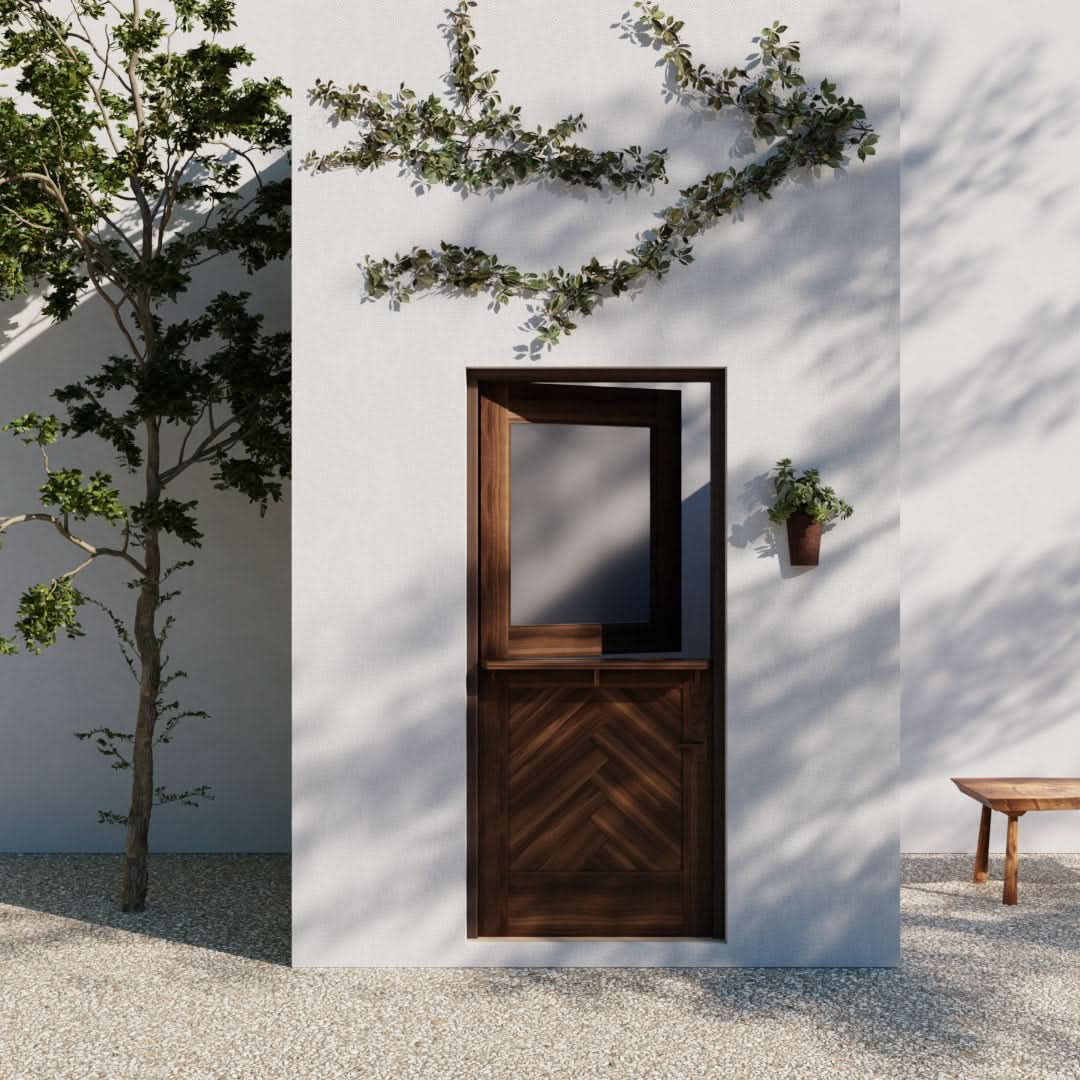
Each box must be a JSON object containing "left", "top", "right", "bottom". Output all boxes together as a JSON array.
[
  {"left": 38, "top": 469, "right": 127, "bottom": 524},
  {"left": 77, "top": 582, "right": 212, "bottom": 824},
  {"left": 4, "top": 578, "right": 86, "bottom": 655},
  {"left": 0, "top": 0, "right": 292, "bottom": 523},
  {"left": 0, "top": 0, "right": 291, "bottom": 613},
  {"left": 129, "top": 497, "right": 201, "bottom": 546},
  {"left": 767, "top": 457, "right": 854, "bottom": 525},
  {"left": 0, "top": 1, "right": 289, "bottom": 856},
  {"left": 95, "top": 783, "right": 213, "bottom": 826},
  {"left": 310, "top": 1, "right": 877, "bottom": 347},
  {"left": 0, "top": 0, "right": 290, "bottom": 311},
  {"left": 2, "top": 412, "right": 59, "bottom": 447}
]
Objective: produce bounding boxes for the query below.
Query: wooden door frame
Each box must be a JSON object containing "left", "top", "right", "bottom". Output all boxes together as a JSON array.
[
  {"left": 482, "top": 381, "right": 682, "bottom": 657},
  {"left": 466, "top": 368, "right": 727, "bottom": 940}
]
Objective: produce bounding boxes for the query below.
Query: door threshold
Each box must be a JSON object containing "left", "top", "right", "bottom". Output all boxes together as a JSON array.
[{"left": 472, "top": 937, "right": 724, "bottom": 943}]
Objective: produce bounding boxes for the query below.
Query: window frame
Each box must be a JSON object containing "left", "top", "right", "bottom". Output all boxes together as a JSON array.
[{"left": 478, "top": 380, "right": 682, "bottom": 658}]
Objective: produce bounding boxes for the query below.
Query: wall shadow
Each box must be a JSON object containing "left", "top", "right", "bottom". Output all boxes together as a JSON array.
[
  {"left": 293, "top": 0, "right": 902, "bottom": 970},
  {"left": 900, "top": 17, "right": 1080, "bottom": 851},
  {"left": 0, "top": 164, "right": 292, "bottom": 859}
]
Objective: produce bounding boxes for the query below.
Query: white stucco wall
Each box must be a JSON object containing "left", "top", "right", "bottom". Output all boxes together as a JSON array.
[
  {"left": 0, "top": 0, "right": 292, "bottom": 853},
  {"left": 293, "top": 0, "right": 900, "bottom": 966},
  {"left": 900, "top": 0, "right": 1080, "bottom": 853}
]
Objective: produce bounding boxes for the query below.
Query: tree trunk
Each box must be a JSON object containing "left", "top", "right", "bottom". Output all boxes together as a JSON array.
[
  {"left": 121, "top": 415, "right": 162, "bottom": 913},
  {"left": 121, "top": 525, "right": 160, "bottom": 912}
]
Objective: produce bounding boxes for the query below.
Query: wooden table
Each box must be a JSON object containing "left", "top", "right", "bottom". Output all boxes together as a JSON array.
[{"left": 951, "top": 778, "right": 1080, "bottom": 904}]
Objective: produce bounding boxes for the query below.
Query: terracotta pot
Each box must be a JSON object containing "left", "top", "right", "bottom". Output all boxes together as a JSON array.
[{"left": 786, "top": 511, "right": 822, "bottom": 566}]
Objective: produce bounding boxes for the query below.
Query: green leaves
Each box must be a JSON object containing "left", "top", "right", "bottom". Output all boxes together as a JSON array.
[
  {"left": 3, "top": 578, "right": 86, "bottom": 656},
  {"left": 313, "top": 2, "right": 877, "bottom": 348},
  {"left": 857, "top": 132, "right": 880, "bottom": 161},
  {"left": 131, "top": 498, "right": 204, "bottom": 547},
  {"left": 305, "top": 1, "right": 669, "bottom": 196},
  {"left": 38, "top": 469, "right": 127, "bottom": 524},
  {"left": 3, "top": 413, "right": 59, "bottom": 447},
  {"left": 767, "top": 458, "right": 854, "bottom": 525},
  {"left": 0, "top": 0, "right": 290, "bottom": 318}
]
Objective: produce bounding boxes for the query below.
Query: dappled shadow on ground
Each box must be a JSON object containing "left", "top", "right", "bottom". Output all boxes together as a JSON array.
[
  {"left": 4, "top": 855, "right": 1077, "bottom": 1078},
  {"left": 0, "top": 854, "right": 290, "bottom": 965},
  {"left": 461, "top": 855, "right": 1080, "bottom": 1075}
]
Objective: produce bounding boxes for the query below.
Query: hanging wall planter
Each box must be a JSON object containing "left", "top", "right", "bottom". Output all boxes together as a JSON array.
[
  {"left": 786, "top": 511, "right": 823, "bottom": 566},
  {"left": 767, "top": 459, "right": 854, "bottom": 567}
]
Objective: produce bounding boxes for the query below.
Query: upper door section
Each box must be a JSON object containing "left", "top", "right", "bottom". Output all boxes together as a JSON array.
[{"left": 478, "top": 382, "right": 681, "bottom": 658}]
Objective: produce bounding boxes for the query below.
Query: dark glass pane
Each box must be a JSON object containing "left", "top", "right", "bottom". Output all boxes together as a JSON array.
[{"left": 510, "top": 422, "right": 651, "bottom": 625}]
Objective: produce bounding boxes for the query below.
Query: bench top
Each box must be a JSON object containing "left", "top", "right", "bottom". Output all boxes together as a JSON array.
[{"left": 952, "top": 777, "right": 1080, "bottom": 812}]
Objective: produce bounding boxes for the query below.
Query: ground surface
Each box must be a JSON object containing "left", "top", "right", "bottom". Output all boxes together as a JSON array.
[{"left": 1, "top": 853, "right": 1078, "bottom": 1079}]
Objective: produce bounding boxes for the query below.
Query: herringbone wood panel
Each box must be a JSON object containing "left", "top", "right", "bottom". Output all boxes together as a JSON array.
[
  {"left": 508, "top": 688, "right": 684, "bottom": 873},
  {"left": 476, "top": 667, "right": 712, "bottom": 936}
]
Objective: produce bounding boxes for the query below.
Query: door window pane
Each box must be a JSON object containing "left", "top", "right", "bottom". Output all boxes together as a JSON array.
[{"left": 510, "top": 422, "right": 651, "bottom": 625}]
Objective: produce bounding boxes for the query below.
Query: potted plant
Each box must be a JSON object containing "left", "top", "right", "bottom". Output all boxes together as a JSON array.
[{"left": 767, "top": 458, "right": 854, "bottom": 566}]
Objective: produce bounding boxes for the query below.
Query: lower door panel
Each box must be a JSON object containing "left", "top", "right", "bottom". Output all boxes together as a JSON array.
[{"left": 477, "top": 663, "right": 712, "bottom": 937}]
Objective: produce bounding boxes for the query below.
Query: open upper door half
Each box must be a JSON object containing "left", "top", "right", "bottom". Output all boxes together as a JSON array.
[{"left": 478, "top": 381, "right": 682, "bottom": 659}]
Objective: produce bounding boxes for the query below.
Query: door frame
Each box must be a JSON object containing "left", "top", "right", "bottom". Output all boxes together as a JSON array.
[
  {"left": 481, "top": 381, "right": 683, "bottom": 657},
  {"left": 466, "top": 368, "right": 727, "bottom": 940}
]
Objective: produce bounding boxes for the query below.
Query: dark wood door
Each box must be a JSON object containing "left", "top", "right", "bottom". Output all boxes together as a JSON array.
[
  {"left": 472, "top": 380, "right": 715, "bottom": 938},
  {"left": 479, "top": 662, "right": 712, "bottom": 936}
]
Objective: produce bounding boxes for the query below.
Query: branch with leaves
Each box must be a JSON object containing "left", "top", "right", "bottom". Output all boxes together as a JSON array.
[{"left": 309, "top": 1, "right": 878, "bottom": 347}]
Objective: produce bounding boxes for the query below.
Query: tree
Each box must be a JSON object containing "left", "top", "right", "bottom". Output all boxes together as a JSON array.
[{"left": 0, "top": 0, "right": 290, "bottom": 911}]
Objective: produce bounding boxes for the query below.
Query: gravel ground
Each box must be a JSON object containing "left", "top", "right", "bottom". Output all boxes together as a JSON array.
[{"left": 1, "top": 853, "right": 1079, "bottom": 1079}]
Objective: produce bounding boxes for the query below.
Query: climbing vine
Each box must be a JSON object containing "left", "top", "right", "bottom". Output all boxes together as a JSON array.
[{"left": 308, "top": 2, "right": 877, "bottom": 347}]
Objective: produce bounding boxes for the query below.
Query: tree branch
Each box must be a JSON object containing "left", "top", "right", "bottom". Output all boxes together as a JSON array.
[
  {"left": 24, "top": 1, "right": 126, "bottom": 157},
  {"left": 128, "top": 0, "right": 148, "bottom": 147},
  {"left": 0, "top": 513, "right": 146, "bottom": 575},
  {"left": 212, "top": 143, "right": 265, "bottom": 190},
  {"left": 1, "top": 170, "right": 145, "bottom": 359},
  {"left": 159, "top": 414, "right": 243, "bottom": 486}
]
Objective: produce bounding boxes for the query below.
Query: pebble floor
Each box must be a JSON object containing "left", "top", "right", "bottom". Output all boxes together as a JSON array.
[{"left": 1, "top": 853, "right": 1079, "bottom": 1079}]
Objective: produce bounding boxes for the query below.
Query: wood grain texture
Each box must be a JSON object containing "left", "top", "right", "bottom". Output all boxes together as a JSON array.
[
  {"left": 1004, "top": 813, "right": 1020, "bottom": 905},
  {"left": 484, "top": 658, "right": 710, "bottom": 672},
  {"left": 479, "top": 385, "right": 510, "bottom": 660},
  {"left": 507, "top": 382, "right": 669, "bottom": 426},
  {"left": 952, "top": 777, "right": 1080, "bottom": 812},
  {"left": 478, "top": 380, "right": 682, "bottom": 658},
  {"left": 477, "top": 671, "right": 509, "bottom": 936},
  {"left": 468, "top": 371, "right": 726, "bottom": 939},
  {"left": 973, "top": 805, "right": 991, "bottom": 884},
  {"left": 472, "top": 368, "right": 727, "bottom": 383},
  {"left": 507, "top": 872, "right": 683, "bottom": 936},
  {"left": 479, "top": 668, "right": 712, "bottom": 937},
  {"left": 652, "top": 388, "right": 682, "bottom": 651},
  {"left": 950, "top": 777, "right": 1080, "bottom": 905}
]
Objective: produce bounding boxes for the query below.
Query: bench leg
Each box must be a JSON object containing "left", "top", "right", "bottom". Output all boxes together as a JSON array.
[
  {"left": 973, "top": 806, "right": 991, "bottom": 883},
  {"left": 1003, "top": 813, "right": 1022, "bottom": 905}
]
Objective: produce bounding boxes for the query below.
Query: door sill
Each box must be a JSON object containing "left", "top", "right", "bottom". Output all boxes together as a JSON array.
[{"left": 471, "top": 936, "right": 724, "bottom": 943}]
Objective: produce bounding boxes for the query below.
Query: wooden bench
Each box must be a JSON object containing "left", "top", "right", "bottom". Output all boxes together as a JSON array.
[{"left": 951, "top": 778, "right": 1080, "bottom": 904}]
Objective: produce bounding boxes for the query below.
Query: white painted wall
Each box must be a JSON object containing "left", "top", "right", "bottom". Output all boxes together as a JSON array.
[
  {"left": 23, "top": 0, "right": 1077, "bottom": 955},
  {"left": 901, "top": 1, "right": 1080, "bottom": 853},
  {"left": 293, "top": 0, "right": 899, "bottom": 966},
  {"left": 0, "top": 0, "right": 293, "bottom": 853}
]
